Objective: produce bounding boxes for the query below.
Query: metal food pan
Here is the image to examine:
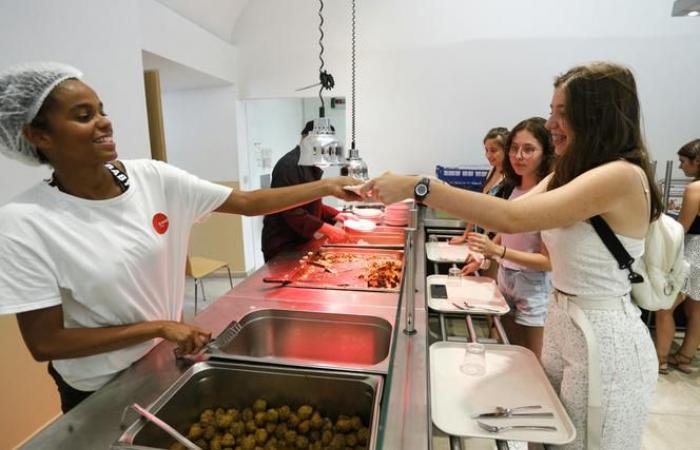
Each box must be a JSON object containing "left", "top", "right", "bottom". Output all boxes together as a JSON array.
[
  {"left": 206, "top": 309, "right": 393, "bottom": 374},
  {"left": 265, "top": 247, "right": 404, "bottom": 293},
  {"left": 113, "top": 361, "right": 383, "bottom": 450}
]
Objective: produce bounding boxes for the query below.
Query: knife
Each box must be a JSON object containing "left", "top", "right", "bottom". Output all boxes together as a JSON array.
[{"left": 473, "top": 411, "right": 555, "bottom": 419}]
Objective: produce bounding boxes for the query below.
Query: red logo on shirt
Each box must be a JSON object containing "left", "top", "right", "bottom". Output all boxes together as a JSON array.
[{"left": 152, "top": 213, "right": 169, "bottom": 234}]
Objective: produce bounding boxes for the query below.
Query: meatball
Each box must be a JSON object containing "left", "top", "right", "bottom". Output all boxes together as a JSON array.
[
  {"left": 230, "top": 420, "right": 245, "bottom": 437},
  {"left": 242, "top": 408, "right": 254, "bottom": 422},
  {"left": 277, "top": 405, "right": 291, "bottom": 421},
  {"left": 240, "top": 434, "right": 257, "bottom": 450},
  {"left": 253, "top": 399, "right": 268, "bottom": 413},
  {"left": 297, "top": 405, "right": 313, "bottom": 421},
  {"left": 294, "top": 435, "right": 309, "bottom": 449},
  {"left": 188, "top": 423, "right": 205, "bottom": 440},
  {"left": 200, "top": 409, "right": 216, "bottom": 426},
  {"left": 356, "top": 427, "right": 370, "bottom": 445},
  {"left": 203, "top": 425, "right": 217, "bottom": 440},
  {"left": 246, "top": 419, "right": 258, "bottom": 433},
  {"left": 217, "top": 412, "right": 234, "bottom": 429},
  {"left": 274, "top": 422, "right": 289, "bottom": 439},
  {"left": 335, "top": 417, "right": 352, "bottom": 433},
  {"left": 287, "top": 413, "right": 300, "bottom": 429},
  {"left": 221, "top": 432, "right": 236, "bottom": 447},
  {"left": 309, "top": 412, "right": 323, "bottom": 430},
  {"left": 284, "top": 429, "right": 298, "bottom": 445},
  {"left": 254, "top": 428, "right": 269, "bottom": 446},
  {"left": 297, "top": 419, "right": 310, "bottom": 435},
  {"left": 345, "top": 432, "right": 358, "bottom": 446},
  {"left": 265, "top": 408, "right": 279, "bottom": 424},
  {"left": 350, "top": 416, "right": 363, "bottom": 431},
  {"left": 255, "top": 411, "right": 267, "bottom": 427}
]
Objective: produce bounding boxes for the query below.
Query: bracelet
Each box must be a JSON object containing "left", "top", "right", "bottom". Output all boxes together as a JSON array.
[{"left": 500, "top": 246, "right": 507, "bottom": 259}]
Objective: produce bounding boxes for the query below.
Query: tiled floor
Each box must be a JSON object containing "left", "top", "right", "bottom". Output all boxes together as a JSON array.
[{"left": 187, "top": 282, "right": 700, "bottom": 449}]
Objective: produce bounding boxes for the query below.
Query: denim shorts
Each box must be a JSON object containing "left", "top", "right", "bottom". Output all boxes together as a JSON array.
[{"left": 497, "top": 267, "right": 551, "bottom": 327}]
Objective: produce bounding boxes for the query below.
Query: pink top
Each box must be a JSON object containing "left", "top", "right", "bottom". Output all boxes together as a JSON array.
[{"left": 500, "top": 186, "right": 544, "bottom": 272}]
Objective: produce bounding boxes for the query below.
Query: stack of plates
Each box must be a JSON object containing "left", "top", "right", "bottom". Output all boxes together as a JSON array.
[{"left": 384, "top": 200, "right": 411, "bottom": 226}]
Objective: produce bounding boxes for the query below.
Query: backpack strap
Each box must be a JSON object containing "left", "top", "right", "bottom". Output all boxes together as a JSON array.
[{"left": 589, "top": 215, "right": 644, "bottom": 284}]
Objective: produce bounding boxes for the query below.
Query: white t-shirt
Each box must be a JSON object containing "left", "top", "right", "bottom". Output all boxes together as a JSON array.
[{"left": 0, "top": 159, "right": 232, "bottom": 391}]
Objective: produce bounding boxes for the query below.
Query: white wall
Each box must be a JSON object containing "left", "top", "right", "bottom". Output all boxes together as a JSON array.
[
  {"left": 232, "top": 0, "right": 700, "bottom": 178},
  {"left": 0, "top": 0, "right": 241, "bottom": 207},
  {"left": 0, "top": 0, "right": 149, "bottom": 205},
  {"left": 162, "top": 86, "right": 239, "bottom": 181}
]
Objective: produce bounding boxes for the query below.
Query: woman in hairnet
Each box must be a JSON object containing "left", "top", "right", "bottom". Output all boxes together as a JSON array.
[{"left": 0, "top": 62, "right": 361, "bottom": 412}]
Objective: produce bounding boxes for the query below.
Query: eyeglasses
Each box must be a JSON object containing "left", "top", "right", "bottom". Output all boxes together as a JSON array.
[{"left": 508, "top": 144, "right": 539, "bottom": 159}]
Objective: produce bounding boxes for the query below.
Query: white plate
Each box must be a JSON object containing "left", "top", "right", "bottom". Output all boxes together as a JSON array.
[
  {"left": 430, "top": 342, "right": 576, "bottom": 445},
  {"left": 344, "top": 219, "right": 377, "bottom": 232},
  {"left": 354, "top": 208, "right": 383, "bottom": 219}
]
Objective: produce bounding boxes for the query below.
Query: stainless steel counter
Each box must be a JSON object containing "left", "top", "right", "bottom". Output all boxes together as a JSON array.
[{"left": 21, "top": 215, "right": 439, "bottom": 450}]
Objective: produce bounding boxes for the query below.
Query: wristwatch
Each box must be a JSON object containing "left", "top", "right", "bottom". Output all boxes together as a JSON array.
[{"left": 414, "top": 177, "right": 431, "bottom": 203}]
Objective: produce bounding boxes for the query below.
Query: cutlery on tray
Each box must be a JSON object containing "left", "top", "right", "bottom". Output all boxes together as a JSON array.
[
  {"left": 477, "top": 421, "right": 557, "bottom": 433},
  {"left": 474, "top": 411, "right": 554, "bottom": 418},
  {"left": 472, "top": 405, "right": 547, "bottom": 418}
]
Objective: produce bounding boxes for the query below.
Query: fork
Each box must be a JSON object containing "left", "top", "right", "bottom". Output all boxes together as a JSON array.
[
  {"left": 477, "top": 420, "right": 557, "bottom": 433},
  {"left": 463, "top": 301, "right": 502, "bottom": 313}
]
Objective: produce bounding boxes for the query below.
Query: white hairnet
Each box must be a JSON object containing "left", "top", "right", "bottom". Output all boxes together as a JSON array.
[{"left": 0, "top": 62, "right": 83, "bottom": 166}]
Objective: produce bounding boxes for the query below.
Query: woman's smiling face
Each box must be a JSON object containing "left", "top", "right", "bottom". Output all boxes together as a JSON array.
[{"left": 546, "top": 87, "right": 571, "bottom": 156}]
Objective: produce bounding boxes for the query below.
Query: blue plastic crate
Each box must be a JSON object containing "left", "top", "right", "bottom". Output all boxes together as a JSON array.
[{"left": 435, "top": 165, "right": 490, "bottom": 192}]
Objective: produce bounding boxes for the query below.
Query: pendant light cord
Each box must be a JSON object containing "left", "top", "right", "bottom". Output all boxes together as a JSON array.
[
  {"left": 351, "top": 0, "right": 357, "bottom": 150},
  {"left": 317, "top": 0, "right": 334, "bottom": 118}
]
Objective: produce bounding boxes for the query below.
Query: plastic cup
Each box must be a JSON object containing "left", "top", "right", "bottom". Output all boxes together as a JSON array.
[
  {"left": 460, "top": 343, "right": 486, "bottom": 376},
  {"left": 447, "top": 265, "right": 462, "bottom": 287}
]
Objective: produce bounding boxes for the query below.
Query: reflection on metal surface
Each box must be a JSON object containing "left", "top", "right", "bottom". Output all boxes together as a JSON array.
[{"left": 208, "top": 309, "right": 392, "bottom": 372}]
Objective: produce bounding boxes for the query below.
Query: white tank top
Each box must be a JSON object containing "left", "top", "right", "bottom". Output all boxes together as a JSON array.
[{"left": 541, "top": 222, "right": 644, "bottom": 297}]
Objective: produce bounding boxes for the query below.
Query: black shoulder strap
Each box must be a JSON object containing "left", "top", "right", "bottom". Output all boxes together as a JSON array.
[
  {"left": 589, "top": 215, "right": 644, "bottom": 283},
  {"left": 105, "top": 162, "right": 130, "bottom": 192}
]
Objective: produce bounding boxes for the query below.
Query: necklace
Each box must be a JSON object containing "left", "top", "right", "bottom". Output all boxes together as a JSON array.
[{"left": 48, "top": 163, "right": 129, "bottom": 195}]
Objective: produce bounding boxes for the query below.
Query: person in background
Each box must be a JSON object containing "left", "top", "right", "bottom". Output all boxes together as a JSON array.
[
  {"left": 450, "top": 127, "right": 513, "bottom": 279},
  {"left": 655, "top": 138, "right": 700, "bottom": 374},
  {"left": 0, "top": 63, "right": 361, "bottom": 413},
  {"left": 364, "top": 62, "right": 661, "bottom": 450},
  {"left": 262, "top": 120, "right": 355, "bottom": 262},
  {"left": 463, "top": 117, "right": 555, "bottom": 358}
]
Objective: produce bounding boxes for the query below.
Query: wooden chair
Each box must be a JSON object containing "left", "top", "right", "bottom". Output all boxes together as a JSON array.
[{"left": 186, "top": 256, "right": 234, "bottom": 315}]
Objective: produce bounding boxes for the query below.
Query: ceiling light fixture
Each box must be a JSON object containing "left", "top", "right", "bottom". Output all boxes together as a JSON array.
[
  {"left": 343, "top": 0, "right": 369, "bottom": 180},
  {"left": 298, "top": 0, "right": 344, "bottom": 167},
  {"left": 671, "top": 0, "right": 700, "bottom": 16}
]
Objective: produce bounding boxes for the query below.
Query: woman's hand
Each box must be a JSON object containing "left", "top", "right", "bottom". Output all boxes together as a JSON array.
[
  {"left": 160, "top": 322, "right": 212, "bottom": 355},
  {"left": 334, "top": 212, "right": 358, "bottom": 222},
  {"left": 466, "top": 232, "right": 500, "bottom": 258},
  {"left": 361, "top": 173, "right": 418, "bottom": 204},
  {"left": 461, "top": 253, "right": 482, "bottom": 275},
  {"left": 449, "top": 234, "right": 467, "bottom": 245},
  {"left": 324, "top": 176, "right": 364, "bottom": 202}
]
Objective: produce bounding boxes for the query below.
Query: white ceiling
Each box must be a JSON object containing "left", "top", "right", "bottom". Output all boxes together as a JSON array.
[
  {"left": 153, "top": 0, "right": 250, "bottom": 43},
  {"left": 142, "top": 51, "right": 232, "bottom": 91}
]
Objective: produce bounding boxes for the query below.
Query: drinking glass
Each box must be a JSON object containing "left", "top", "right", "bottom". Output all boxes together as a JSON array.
[{"left": 460, "top": 342, "right": 486, "bottom": 376}]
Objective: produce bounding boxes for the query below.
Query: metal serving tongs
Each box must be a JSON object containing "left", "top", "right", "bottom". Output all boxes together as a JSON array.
[{"left": 121, "top": 403, "right": 203, "bottom": 450}]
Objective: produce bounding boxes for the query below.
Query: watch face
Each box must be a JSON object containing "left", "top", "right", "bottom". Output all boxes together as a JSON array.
[{"left": 415, "top": 184, "right": 428, "bottom": 197}]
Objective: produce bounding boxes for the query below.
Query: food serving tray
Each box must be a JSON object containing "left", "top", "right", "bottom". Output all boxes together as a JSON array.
[
  {"left": 429, "top": 342, "right": 575, "bottom": 445},
  {"left": 426, "top": 275, "right": 509, "bottom": 315},
  {"left": 264, "top": 247, "right": 404, "bottom": 292},
  {"left": 425, "top": 241, "right": 470, "bottom": 263}
]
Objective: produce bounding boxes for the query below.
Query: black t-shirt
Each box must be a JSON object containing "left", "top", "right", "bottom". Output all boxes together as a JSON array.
[{"left": 261, "top": 146, "right": 339, "bottom": 261}]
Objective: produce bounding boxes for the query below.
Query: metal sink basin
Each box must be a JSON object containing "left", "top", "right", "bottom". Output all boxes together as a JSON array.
[
  {"left": 113, "top": 361, "right": 382, "bottom": 450},
  {"left": 207, "top": 309, "right": 393, "bottom": 373}
]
